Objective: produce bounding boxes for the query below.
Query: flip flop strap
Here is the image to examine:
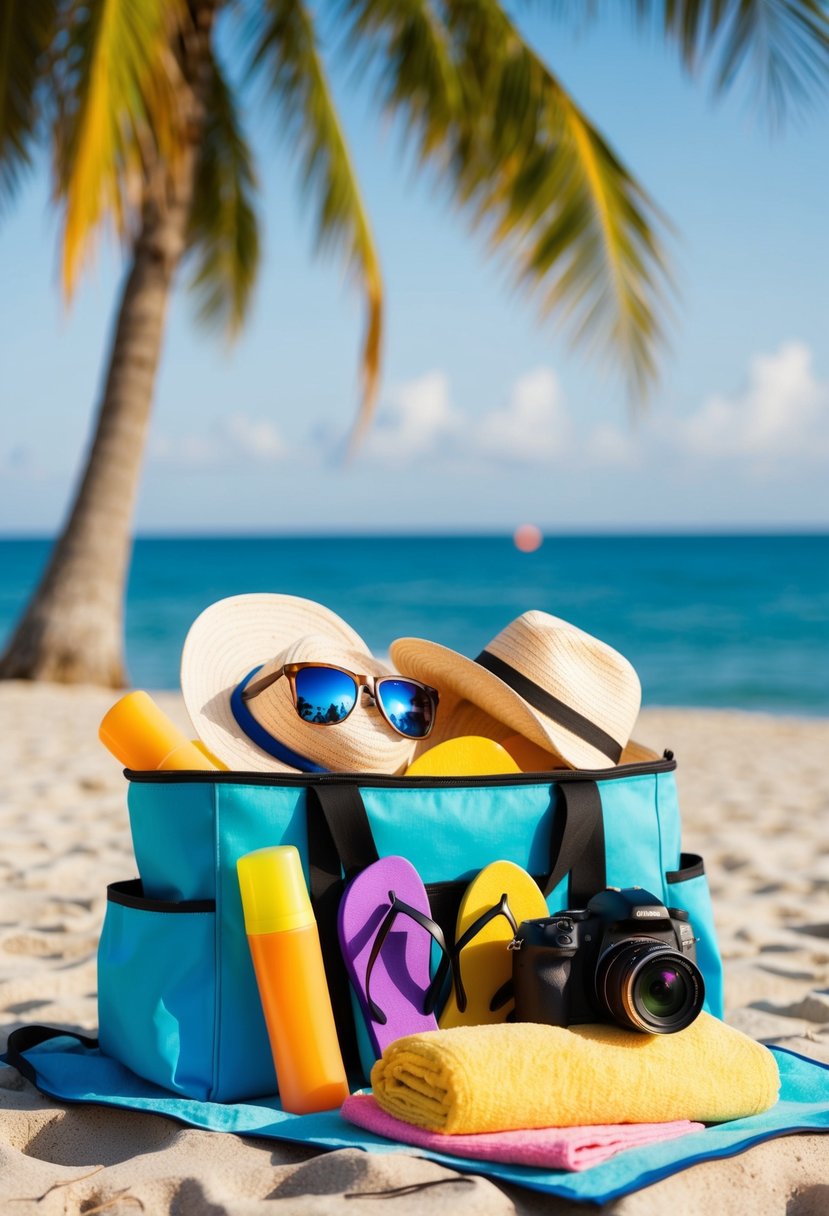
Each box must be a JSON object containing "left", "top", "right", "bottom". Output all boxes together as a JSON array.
[
  {"left": 451, "top": 893, "right": 518, "bottom": 1015},
  {"left": 364, "top": 892, "right": 451, "bottom": 1026}
]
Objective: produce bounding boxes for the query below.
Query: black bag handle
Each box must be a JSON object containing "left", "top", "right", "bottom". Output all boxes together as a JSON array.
[
  {"left": 4, "top": 1024, "right": 99, "bottom": 1088},
  {"left": 544, "top": 780, "right": 607, "bottom": 906},
  {"left": 308, "top": 778, "right": 606, "bottom": 912},
  {"left": 305, "top": 784, "right": 378, "bottom": 1078},
  {"left": 308, "top": 783, "right": 379, "bottom": 880}
]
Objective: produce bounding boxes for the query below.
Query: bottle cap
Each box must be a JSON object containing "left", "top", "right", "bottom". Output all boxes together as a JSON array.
[{"left": 236, "top": 846, "right": 314, "bottom": 935}]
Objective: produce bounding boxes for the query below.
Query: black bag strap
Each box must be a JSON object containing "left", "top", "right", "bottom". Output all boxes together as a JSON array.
[
  {"left": 308, "top": 778, "right": 606, "bottom": 915},
  {"left": 4, "top": 1024, "right": 98, "bottom": 1088},
  {"left": 309, "top": 783, "right": 379, "bottom": 879},
  {"left": 543, "top": 779, "right": 606, "bottom": 906},
  {"left": 305, "top": 784, "right": 379, "bottom": 1077}
]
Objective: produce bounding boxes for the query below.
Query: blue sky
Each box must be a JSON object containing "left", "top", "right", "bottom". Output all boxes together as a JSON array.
[{"left": 1, "top": 8, "right": 828, "bottom": 534}]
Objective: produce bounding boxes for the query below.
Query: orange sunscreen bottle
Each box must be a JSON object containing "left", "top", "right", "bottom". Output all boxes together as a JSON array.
[
  {"left": 236, "top": 846, "right": 349, "bottom": 1114},
  {"left": 99, "top": 690, "right": 222, "bottom": 771}
]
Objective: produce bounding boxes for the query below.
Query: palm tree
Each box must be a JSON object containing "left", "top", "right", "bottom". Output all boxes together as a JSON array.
[{"left": 1, "top": 1, "right": 827, "bottom": 685}]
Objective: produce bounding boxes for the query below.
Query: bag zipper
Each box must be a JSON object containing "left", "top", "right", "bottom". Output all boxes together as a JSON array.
[{"left": 125, "top": 750, "right": 676, "bottom": 787}]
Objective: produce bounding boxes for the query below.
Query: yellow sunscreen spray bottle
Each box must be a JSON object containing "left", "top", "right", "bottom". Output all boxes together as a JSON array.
[{"left": 237, "top": 846, "right": 349, "bottom": 1114}]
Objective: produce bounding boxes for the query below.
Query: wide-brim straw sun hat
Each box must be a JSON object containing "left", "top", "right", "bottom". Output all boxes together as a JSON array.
[
  {"left": 181, "top": 594, "right": 416, "bottom": 774},
  {"left": 390, "top": 610, "right": 641, "bottom": 771}
]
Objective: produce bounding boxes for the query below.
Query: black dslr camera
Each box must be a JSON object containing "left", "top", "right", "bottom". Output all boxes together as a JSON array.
[{"left": 512, "top": 887, "right": 704, "bottom": 1034}]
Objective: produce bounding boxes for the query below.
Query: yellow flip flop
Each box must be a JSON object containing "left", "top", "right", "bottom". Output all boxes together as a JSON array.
[{"left": 439, "top": 860, "right": 549, "bottom": 1029}]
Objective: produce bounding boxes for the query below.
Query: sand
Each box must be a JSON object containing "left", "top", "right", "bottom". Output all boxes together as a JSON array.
[{"left": 0, "top": 682, "right": 827, "bottom": 1215}]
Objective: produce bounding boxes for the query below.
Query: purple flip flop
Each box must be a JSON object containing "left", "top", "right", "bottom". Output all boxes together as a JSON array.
[{"left": 338, "top": 856, "right": 449, "bottom": 1060}]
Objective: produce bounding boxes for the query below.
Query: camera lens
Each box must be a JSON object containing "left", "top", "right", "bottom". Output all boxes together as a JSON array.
[
  {"left": 639, "top": 962, "right": 688, "bottom": 1018},
  {"left": 596, "top": 940, "right": 704, "bottom": 1034}
]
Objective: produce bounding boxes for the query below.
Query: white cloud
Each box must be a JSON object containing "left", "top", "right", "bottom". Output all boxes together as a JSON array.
[
  {"left": 473, "top": 368, "right": 571, "bottom": 464},
  {"left": 150, "top": 412, "right": 290, "bottom": 469},
  {"left": 147, "top": 343, "right": 829, "bottom": 488},
  {"left": 577, "top": 341, "right": 829, "bottom": 479},
  {"left": 361, "top": 367, "right": 571, "bottom": 467},
  {"left": 682, "top": 342, "right": 829, "bottom": 465},
  {"left": 362, "top": 371, "right": 461, "bottom": 462}
]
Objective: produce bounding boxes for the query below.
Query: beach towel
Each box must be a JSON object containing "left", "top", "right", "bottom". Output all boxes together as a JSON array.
[
  {"left": 370, "top": 1013, "right": 780, "bottom": 1133},
  {"left": 341, "top": 1093, "right": 704, "bottom": 1170},
  {"left": 3, "top": 1030, "right": 829, "bottom": 1205}
]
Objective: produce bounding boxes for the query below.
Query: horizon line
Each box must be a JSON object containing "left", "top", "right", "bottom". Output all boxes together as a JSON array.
[{"left": 2, "top": 527, "right": 828, "bottom": 541}]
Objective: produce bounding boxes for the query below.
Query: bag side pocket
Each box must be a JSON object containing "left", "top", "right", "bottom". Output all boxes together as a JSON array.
[
  {"left": 97, "top": 880, "right": 217, "bottom": 1100},
  {"left": 666, "top": 853, "right": 724, "bottom": 1019}
]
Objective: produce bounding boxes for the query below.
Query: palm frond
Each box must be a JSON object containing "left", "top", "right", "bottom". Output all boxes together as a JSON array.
[
  {"left": 344, "top": 0, "right": 670, "bottom": 394},
  {"left": 709, "top": 0, "right": 829, "bottom": 116},
  {"left": 54, "top": 0, "right": 187, "bottom": 295},
  {"left": 548, "top": 1, "right": 829, "bottom": 120},
  {"left": 0, "top": 0, "right": 57, "bottom": 209},
  {"left": 250, "top": 0, "right": 383, "bottom": 442},
  {"left": 346, "top": 0, "right": 464, "bottom": 161},
  {"left": 186, "top": 54, "right": 260, "bottom": 336}
]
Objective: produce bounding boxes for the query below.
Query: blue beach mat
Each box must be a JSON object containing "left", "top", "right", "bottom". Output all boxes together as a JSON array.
[{"left": 3, "top": 1029, "right": 829, "bottom": 1204}]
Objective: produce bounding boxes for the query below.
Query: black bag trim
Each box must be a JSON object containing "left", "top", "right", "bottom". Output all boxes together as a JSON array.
[
  {"left": 107, "top": 879, "right": 216, "bottom": 915},
  {"left": 5, "top": 1024, "right": 100, "bottom": 1088},
  {"left": 666, "top": 853, "right": 706, "bottom": 883},
  {"left": 125, "top": 754, "right": 676, "bottom": 786}
]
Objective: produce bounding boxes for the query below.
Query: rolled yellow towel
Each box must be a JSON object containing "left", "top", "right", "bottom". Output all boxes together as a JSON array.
[{"left": 370, "top": 1012, "right": 779, "bottom": 1134}]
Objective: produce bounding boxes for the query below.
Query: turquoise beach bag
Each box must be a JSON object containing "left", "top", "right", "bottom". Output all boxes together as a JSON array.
[{"left": 96, "top": 752, "right": 724, "bottom": 1104}]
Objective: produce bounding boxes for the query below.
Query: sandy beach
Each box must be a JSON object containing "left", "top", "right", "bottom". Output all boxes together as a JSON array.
[{"left": 0, "top": 681, "right": 827, "bottom": 1215}]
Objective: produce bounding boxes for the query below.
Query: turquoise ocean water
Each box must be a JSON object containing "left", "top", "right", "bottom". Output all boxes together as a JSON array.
[{"left": 1, "top": 535, "right": 827, "bottom": 714}]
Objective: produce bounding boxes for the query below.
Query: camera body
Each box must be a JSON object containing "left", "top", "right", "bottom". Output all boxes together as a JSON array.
[{"left": 512, "top": 886, "right": 704, "bottom": 1034}]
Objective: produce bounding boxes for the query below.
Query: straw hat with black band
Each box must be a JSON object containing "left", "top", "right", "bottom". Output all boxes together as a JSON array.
[
  {"left": 181, "top": 594, "right": 417, "bottom": 774},
  {"left": 390, "top": 610, "right": 641, "bottom": 771}
]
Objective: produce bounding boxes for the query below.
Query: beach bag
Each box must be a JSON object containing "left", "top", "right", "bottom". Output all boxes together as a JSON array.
[{"left": 93, "top": 751, "right": 723, "bottom": 1104}]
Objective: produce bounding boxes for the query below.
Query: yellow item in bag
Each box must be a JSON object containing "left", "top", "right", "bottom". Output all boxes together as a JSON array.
[{"left": 405, "top": 736, "right": 521, "bottom": 777}]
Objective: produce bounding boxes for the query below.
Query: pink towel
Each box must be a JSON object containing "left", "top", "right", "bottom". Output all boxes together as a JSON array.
[{"left": 342, "top": 1094, "right": 703, "bottom": 1172}]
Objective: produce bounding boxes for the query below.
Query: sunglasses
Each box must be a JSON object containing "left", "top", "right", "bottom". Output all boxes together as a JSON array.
[{"left": 241, "top": 662, "right": 439, "bottom": 740}]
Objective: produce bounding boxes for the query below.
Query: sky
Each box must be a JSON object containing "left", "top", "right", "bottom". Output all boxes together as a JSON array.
[{"left": 1, "top": 8, "right": 828, "bottom": 535}]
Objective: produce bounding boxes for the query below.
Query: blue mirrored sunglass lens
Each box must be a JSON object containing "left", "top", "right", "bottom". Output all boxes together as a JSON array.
[
  {"left": 377, "top": 680, "right": 434, "bottom": 738},
  {"left": 293, "top": 667, "right": 358, "bottom": 725}
]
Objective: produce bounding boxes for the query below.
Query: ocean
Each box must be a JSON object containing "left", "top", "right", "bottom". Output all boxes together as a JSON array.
[{"left": 1, "top": 534, "right": 827, "bottom": 714}]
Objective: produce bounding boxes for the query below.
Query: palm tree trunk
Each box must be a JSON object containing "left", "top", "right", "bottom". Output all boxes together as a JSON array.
[{"left": 0, "top": 3, "right": 218, "bottom": 687}]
